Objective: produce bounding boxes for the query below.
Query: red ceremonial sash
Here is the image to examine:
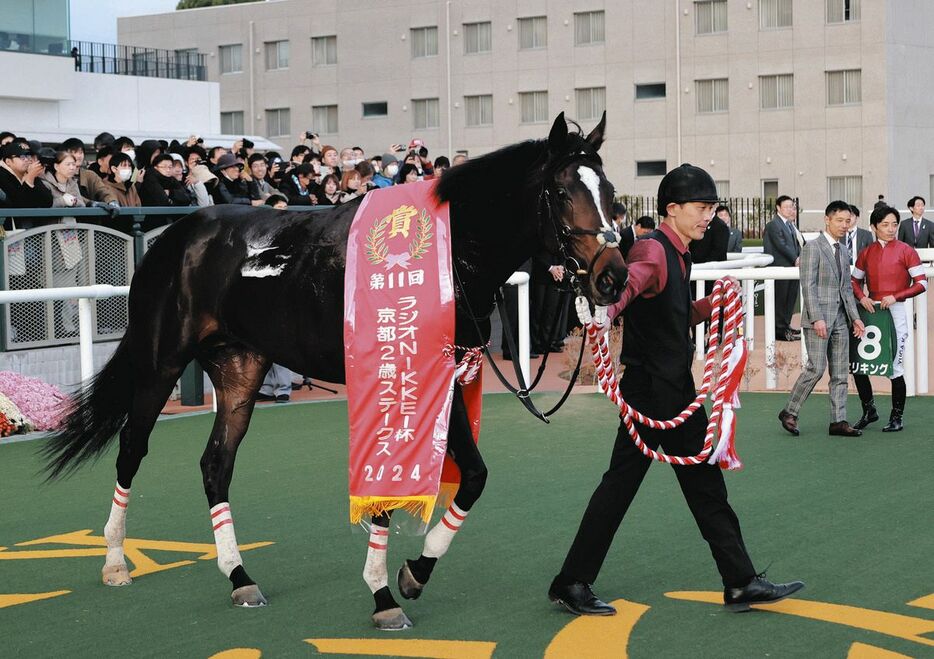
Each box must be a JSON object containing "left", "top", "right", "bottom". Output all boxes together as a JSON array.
[{"left": 344, "top": 181, "right": 460, "bottom": 524}]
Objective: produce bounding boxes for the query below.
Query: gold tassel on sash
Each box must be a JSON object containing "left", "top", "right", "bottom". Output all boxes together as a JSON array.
[{"left": 349, "top": 495, "right": 437, "bottom": 524}]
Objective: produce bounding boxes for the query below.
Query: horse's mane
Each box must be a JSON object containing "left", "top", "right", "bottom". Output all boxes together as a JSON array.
[{"left": 435, "top": 123, "right": 600, "bottom": 205}]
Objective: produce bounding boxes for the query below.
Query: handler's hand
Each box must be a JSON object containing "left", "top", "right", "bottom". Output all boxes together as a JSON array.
[
  {"left": 859, "top": 297, "right": 876, "bottom": 313},
  {"left": 813, "top": 319, "right": 828, "bottom": 339},
  {"left": 880, "top": 295, "right": 897, "bottom": 309},
  {"left": 548, "top": 265, "right": 565, "bottom": 282},
  {"left": 852, "top": 319, "right": 865, "bottom": 338}
]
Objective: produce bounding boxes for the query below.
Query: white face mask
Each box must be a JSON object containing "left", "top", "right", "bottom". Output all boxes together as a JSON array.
[
  {"left": 123, "top": 149, "right": 136, "bottom": 162},
  {"left": 117, "top": 168, "right": 133, "bottom": 182},
  {"left": 385, "top": 164, "right": 399, "bottom": 177}
]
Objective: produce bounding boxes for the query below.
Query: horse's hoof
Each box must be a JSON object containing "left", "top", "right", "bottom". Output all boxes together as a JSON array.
[
  {"left": 397, "top": 562, "right": 424, "bottom": 600},
  {"left": 231, "top": 584, "right": 267, "bottom": 607},
  {"left": 102, "top": 563, "right": 132, "bottom": 586},
  {"left": 372, "top": 607, "right": 413, "bottom": 631}
]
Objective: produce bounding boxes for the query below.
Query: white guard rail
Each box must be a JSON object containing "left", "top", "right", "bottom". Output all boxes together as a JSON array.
[{"left": 0, "top": 284, "right": 130, "bottom": 383}]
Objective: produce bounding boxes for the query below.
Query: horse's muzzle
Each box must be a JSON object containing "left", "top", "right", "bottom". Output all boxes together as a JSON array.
[{"left": 594, "top": 266, "right": 627, "bottom": 305}]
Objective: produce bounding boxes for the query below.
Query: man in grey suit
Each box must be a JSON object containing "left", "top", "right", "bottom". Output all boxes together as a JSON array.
[
  {"left": 843, "top": 205, "right": 873, "bottom": 265},
  {"left": 762, "top": 196, "right": 802, "bottom": 340},
  {"left": 897, "top": 196, "right": 934, "bottom": 248},
  {"left": 717, "top": 205, "right": 744, "bottom": 253},
  {"left": 779, "top": 201, "right": 865, "bottom": 437}
]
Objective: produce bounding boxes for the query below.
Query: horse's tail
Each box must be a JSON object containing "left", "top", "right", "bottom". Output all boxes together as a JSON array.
[{"left": 41, "top": 334, "right": 134, "bottom": 481}]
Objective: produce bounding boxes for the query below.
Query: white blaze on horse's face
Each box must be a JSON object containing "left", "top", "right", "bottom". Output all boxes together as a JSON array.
[{"left": 576, "top": 166, "right": 613, "bottom": 233}]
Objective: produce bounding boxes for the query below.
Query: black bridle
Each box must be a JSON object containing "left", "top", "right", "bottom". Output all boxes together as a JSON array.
[{"left": 455, "top": 154, "right": 621, "bottom": 423}]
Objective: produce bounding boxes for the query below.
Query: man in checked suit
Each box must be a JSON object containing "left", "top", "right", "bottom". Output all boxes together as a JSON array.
[
  {"left": 897, "top": 196, "right": 934, "bottom": 248},
  {"left": 779, "top": 200, "right": 865, "bottom": 437},
  {"left": 762, "top": 196, "right": 802, "bottom": 341}
]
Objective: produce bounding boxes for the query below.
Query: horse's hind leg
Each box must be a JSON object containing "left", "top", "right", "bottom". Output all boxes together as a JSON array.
[
  {"left": 364, "top": 512, "right": 413, "bottom": 631},
  {"left": 398, "top": 385, "right": 487, "bottom": 600},
  {"left": 104, "top": 363, "right": 185, "bottom": 586},
  {"left": 198, "top": 346, "right": 269, "bottom": 607}
]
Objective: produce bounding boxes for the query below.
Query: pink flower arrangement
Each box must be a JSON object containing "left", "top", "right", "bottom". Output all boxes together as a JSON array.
[{"left": 0, "top": 371, "right": 70, "bottom": 431}]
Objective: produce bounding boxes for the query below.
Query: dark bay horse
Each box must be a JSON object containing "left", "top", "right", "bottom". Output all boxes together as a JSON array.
[{"left": 42, "top": 112, "right": 627, "bottom": 629}]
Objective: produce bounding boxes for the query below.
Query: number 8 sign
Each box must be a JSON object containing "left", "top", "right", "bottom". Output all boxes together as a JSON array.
[{"left": 849, "top": 307, "right": 896, "bottom": 376}]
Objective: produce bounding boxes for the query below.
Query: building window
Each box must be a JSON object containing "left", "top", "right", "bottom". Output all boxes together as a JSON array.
[
  {"left": 715, "top": 180, "right": 730, "bottom": 198},
  {"left": 220, "top": 111, "right": 244, "bottom": 135},
  {"left": 635, "top": 83, "right": 666, "bottom": 100},
  {"left": 219, "top": 44, "right": 242, "bottom": 74},
  {"left": 362, "top": 102, "right": 388, "bottom": 118},
  {"left": 695, "top": 0, "right": 728, "bottom": 35},
  {"left": 518, "top": 16, "right": 547, "bottom": 49},
  {"left": 411, "top": 26, "right": 439, "bottom": 58},
  {"left": 311, "top": 35, "right": 337, "bottom": 66},
  {"left": 413, "top": 98, "right": 440, "bottom": 130},
  {"left": 576, "top": 87, "right": 606, "bottom": 121},
  {"left": 760, "top": 0, "right": 793, "bottom": 29},
  {"left": 312, "top": 105, "right": 338, "bottom": 135},
  {"left": 464, "top": 21, "right": 492, "bottom": 54},
  {"left": 265, "top": 108, "right": 290, "bottom": 137},
  {"left": 574, "top": 11, "right": 605, "bottom": 45},
  {"left": 519, "top": 91, "right": 548, "bottom": 124},
  {"left": 696, "top": 78, "right": 729, "bottom": 113},
  {"left": 762, "top": 179, "right": 779, "bottom": 202},
  {"left": 265, "top": 40, "right": 289, "bottom": 70},
  {"left": 828, "top": 176, "right": 862, "bottom": 204},
  {"left": 827, "top": 0, "right": 860, "bottom": 23},
  {"left": 636, "top": 161, "right": 667, "bottom": 177},
  {"left": 465, "top": 94, "right": 493, "bottom": 126},
  {"left": 760, "top": 74, "right": 794, "bottom": 109},
  {"left": 826, "top": 69, "right": 861, "bottom": 105}
]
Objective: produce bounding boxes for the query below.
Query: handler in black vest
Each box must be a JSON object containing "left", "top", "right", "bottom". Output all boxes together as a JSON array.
[{"left": 548, "top": 164, "right": 804, "bottom": 615}]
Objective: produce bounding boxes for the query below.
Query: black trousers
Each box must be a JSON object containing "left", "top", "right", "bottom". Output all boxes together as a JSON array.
[
  {"left": 559, "top": 367, "right": 756, "bottom": 588},
  {"left": 775, "top": 279, "right": 798, "bottom": 333}
]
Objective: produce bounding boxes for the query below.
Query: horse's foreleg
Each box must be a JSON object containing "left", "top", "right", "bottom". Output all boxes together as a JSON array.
[
  {"left": 364, "top": 512, "right": 412, "bottom": 630},
  {"left": 398, "top": 386, "right": 487, "bottom": 600},
  {"left": 199, "top": 350, "right": 268, "bottom": 607},
  {"left": 104, "top": 367, "right": 182, "bottom": 587}
]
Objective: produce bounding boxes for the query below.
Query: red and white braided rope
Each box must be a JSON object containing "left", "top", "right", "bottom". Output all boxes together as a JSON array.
[
  {"left": 444, "top": 343, "right": 487, "bottom": 386},
  {"left": 583, "top": 278, "right": 744, "bottom": 468}
]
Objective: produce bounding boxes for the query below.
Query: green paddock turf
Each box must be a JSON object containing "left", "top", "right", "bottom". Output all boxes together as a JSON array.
[{"left": 1, "top": 393, "right": 932, "bottom": 658}]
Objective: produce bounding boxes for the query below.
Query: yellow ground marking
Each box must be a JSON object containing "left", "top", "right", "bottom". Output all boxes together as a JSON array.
[
  {"left": 0, "top": 590, "right": 70, "bottom": 608},
  {"left": 907, "top": 593, "right": 934, "bottom": 610},
  {"left": 0, "top": 529, "right": 273, "bottom": 578},
  {"left": 544, "top": 598, "right": 650, "bottom": 659},
  {"left": 667, "top": 591, "right": 934, "bottom": 648},
  {"left": 305, "top": 639, "right": 496, "bottom": 658},
  {"left": 207, "top": 650, "right": 262, "bottom": 659},
  {"left": 847, "top": 642, "right": 914, "bottom": 658}
]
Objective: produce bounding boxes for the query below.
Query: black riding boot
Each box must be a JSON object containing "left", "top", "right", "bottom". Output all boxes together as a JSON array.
[
  {"left": 883, "top": 377, "right": 906, "bottom": 432},
  {"left": 882, "top": 409, "right": 903, "bottom": 432},
  {"left": 853, "top": 398, "right": 878, "bottom": 430}
]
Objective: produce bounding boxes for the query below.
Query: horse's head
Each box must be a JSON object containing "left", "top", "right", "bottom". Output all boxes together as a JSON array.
[{"left": 538, "top": 112, "right": 627, "bottom": 306}]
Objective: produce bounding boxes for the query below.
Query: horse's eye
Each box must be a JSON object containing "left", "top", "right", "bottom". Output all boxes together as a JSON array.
[{"left": 555, "top": 188, "right": 570, "bottom": 201}]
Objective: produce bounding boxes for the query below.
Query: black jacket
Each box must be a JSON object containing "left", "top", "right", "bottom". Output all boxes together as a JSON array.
[
  {"left": 0, "top": 166, "right": 53, "bottom": 208},
  {"left": 138, "top": 172, "right": 194, "bottom": 207},
  {"left": 277, "top": 174, "right": 318, "bottom": 206},
  {"left": 211, "top": 174, "right": 254, "bottom": 205}
]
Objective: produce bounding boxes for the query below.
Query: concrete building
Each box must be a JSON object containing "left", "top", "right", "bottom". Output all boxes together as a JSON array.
[{"left": 118, "top": 0, "right": 934, "bottom": 220}]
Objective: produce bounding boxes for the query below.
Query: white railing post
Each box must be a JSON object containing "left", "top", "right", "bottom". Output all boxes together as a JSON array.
[
  {"left": 916, "top": 290, "right": 929, "bottom": 394},
  {"left": 695, "top": 279, "right": 705, "bottom": 359},
  {"left": 904, "top": 297, "right": 916, "bottom": 397},
  {"left": 78, "top": 298, "right": 95, "bottom": 383},
  {"left": 506, "top": 271, "right": 531, "bottom": 385},
  {"left": 743, "top": 279, "right": 755, "bottom": 350},
  {"left": 764, "top": 279, "right": 777, "bottom": 389}
]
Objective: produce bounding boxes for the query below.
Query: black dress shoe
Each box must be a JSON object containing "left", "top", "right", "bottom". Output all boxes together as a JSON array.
[
  {"left": 778, "top": 410, "right": 799, "bottom": 436},
  {"left": 256, "top": 393, "right": 276, "bottom": 402},
  {"left": 724, "top": 576, "right": 805, "bottom": 612},
  {"left": 828, "top": 421, "right": 861, "bottom": 436},
  {"left": 275, "top": 394, "right": 290, "bottom": 403},
  {"left": 548, "top": 579, "right": 616, "bottom": 616}
]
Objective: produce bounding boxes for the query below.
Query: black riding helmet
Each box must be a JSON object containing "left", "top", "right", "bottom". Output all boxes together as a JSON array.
[{"left": 657, "top": 163, "right": 720, "bottom": 216}]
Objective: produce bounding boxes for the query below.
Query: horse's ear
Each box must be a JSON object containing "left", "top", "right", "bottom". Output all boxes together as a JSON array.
[
  {"left": 547, "top": 112, "right": 568, "bottom": 155},
  {"left": 585, "top": 111, "right": 607, "bottom": 151}
]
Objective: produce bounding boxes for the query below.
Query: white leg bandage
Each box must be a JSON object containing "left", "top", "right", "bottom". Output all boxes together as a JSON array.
[
  {"left": 422, "top": 503, "right": 468, "bottom": 559},
  {"left": 210, "top": 502, "right": 243, "bottom": 578},
  {"left": 362, "top": 523, "right": 390, "bottom": 594},
  {"left": 103, "top": 482, "right": 129, "bottom": 567}
]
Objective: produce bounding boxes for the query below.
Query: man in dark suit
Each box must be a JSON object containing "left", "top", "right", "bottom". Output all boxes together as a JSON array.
[
  {"left": 897, "top": 196, "right": 934, "bottom": 248},
  {"left": 619, "top": 215, "right": 655, "bottom": 259},
  {"left": 718, "top": 205, "right": 744, "bottom": 253},
  {"left": 843, "top": 205, "right": 873, "bottom": 266},
  {"left": 762, "top": 195, "right": 802, "bottom": 340}
]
